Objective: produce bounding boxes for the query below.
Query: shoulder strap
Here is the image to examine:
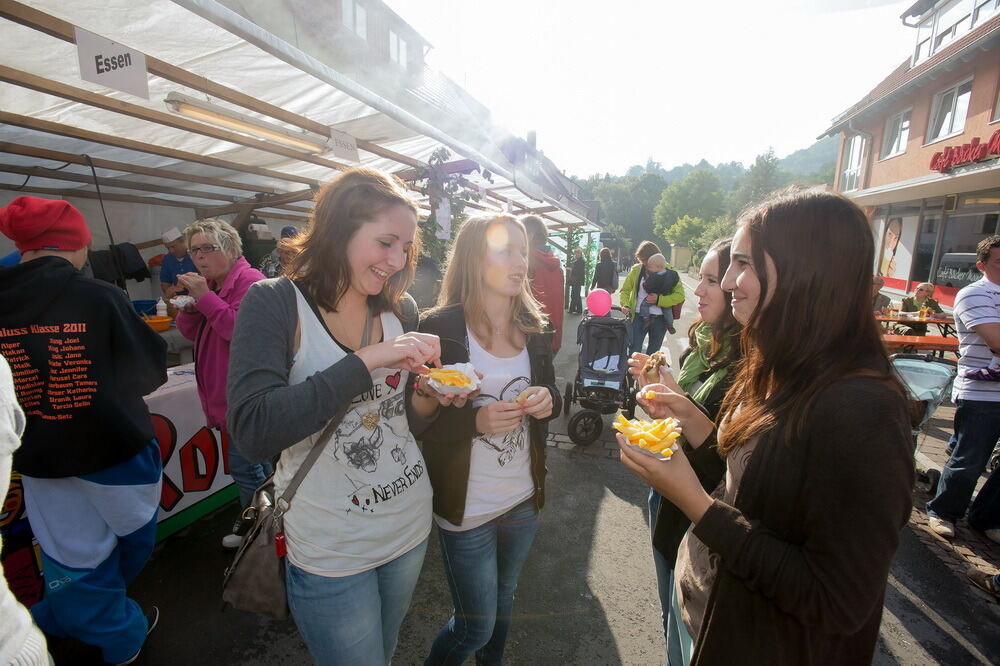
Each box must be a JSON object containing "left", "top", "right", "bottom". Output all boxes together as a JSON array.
[{"left": 277, "top": 303, "right": 375, "bottom": 508}]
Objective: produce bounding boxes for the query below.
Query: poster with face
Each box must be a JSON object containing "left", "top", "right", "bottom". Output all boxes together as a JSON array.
[{"left": 880, "top": 217, "right": 902, "bottom": 278}]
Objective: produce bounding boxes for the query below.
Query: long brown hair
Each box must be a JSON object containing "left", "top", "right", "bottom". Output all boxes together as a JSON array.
[
  {"left": 434, "top": 215, "right": 546, "bottom": 348},
  {"left": 718, "top": 188, "right": 902, "bottom": 455},
  {"left": 687, "top": 237, "right": 740, "bottom": 372},
  {"left": 286, "top": 168, "right": 419, "bottom": 315}
]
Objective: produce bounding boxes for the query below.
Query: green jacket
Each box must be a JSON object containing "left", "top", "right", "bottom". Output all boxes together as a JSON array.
[{"left": 619, "top": 263, "right": 685, "bottom": 318}]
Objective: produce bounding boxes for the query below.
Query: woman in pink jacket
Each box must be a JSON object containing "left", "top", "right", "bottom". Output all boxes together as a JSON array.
[{"left": 175, "top": 218, "right": 269, "bottom": 548}]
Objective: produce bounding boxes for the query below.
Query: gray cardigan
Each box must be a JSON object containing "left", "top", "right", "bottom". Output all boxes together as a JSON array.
[{"left": 226, "top": 277, "right": 419, "bottom": 463}]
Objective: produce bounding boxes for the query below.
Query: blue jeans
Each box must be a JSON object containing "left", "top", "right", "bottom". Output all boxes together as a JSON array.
[
  {"left": 632, "top": 315, "right": 669, "bottom": 356},
  {"left": 425, "top": 499, "right": 541, "bottom": 666},
  {"left": 927, "top": 399, "right": 1000, "bottom": 522},
  {"left": 286, "top": 537, "right": 429, "bottom": 666},
  {"left": 649, "top": 490, "right": 683, "bottom": 666},
  {"left": 228, "top": 431, "right": 272, "bottom": 510}
]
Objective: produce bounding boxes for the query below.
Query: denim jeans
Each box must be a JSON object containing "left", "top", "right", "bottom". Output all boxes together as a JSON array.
[
  {"left": 927, "top": 399, "right": 1000, "bottom": 522},
  {"left": 649, "top": 489, "right": 683, "bottom": 666},
  {"left": 425, "top": 499, "right": 541, "bottom": 666},
  {"left": 286, "top": 537, "right": 428, "bottom": 666},
  {"left": 227, "top": 430, "right": 272, "bottom": 510},
  {"left": 632, "top": 315, "right": 668, "bottom": 356}
]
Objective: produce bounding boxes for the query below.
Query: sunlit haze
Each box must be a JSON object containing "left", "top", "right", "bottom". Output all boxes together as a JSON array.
[{"left": 384, "top": 0, "right": 919, "bottom": 176}]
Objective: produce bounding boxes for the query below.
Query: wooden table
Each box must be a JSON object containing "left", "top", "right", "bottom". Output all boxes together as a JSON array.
[
  {"left": 876, "top": 315, "right": 956, "bottom": 337},
  {"left": 882, "top": 334, "right": 959, "bottom": 358}
]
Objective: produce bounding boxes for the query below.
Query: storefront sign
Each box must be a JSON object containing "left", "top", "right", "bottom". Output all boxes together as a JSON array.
[
  {"left": 929, "top": 129, "right": 1000, "bottom": 173},
  {"left": 75, "top": 27, "right": 149, "bottom": 99}
]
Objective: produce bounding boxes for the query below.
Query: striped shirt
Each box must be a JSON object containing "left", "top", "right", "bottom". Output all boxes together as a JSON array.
[{"left": 953, "top": 278, "right": 1000, "bottom": 401}]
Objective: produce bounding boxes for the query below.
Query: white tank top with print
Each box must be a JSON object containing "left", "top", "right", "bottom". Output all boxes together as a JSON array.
[{"left": 273, "top": 285, "right": 432, "bottom": 577}]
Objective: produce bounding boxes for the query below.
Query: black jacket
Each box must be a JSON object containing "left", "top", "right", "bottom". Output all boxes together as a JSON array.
[
  {"left": 568, "top": 257, "right": 586, "bottom": 287},
  {"left": 651, "top": 348, "right": 730, "bottom": 565},
  {"left": 591, "top": 258, "right": 619, "bottom": 291},
  {"left": 0, "top": 257, "right": 166, "bottom": 477},
  {"left": 414, "top": 303, "right": 560, "bottom": 524}
]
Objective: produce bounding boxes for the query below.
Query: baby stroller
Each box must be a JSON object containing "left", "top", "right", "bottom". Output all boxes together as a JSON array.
[
  {"left": 890, "top": 353, "right": 958, "bottom": 493},
  {"left": 563, "top": 306, "right": 637, "bottom": 444}
]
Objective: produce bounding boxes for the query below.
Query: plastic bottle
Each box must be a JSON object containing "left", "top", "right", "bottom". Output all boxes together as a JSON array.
[{"left": 155, "top": 298, "right": 167, "bottom": 317}]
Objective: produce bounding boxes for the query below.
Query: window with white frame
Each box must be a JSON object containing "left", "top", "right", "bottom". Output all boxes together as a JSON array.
[
  {"left": 840, "top": 134, "right": 865, "bottom": 193},
  {"left": 342, "top": 0, "right": 366, "bottom": 39},
  {"left": 934, "top": 0, "right": 972, "bottom": 51},
  {"left": 912, "top": 0, "right": 999, "bottom": 65},
  {"left": 881, "top": 109, "right": 912, "bottom": 159},
  {"left": 974, "top": 0, "right": 1000, "bottom": 25},
  {"left": 389, "top": 30, "right": 408, "bottom": 68},
  {"left": 994, "top": 85, "right": 1000, "bottom": 122},
  {"left": 927, "top": 78, "right": 974, "bottom": 142}
]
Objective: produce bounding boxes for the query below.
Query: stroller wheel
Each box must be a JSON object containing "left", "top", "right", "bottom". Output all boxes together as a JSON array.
[
  {"left": 563, "top": 382, "right": 573, "bottom": 416},
  {"left": 568, "top": 409, "right": 603, "bottom": 445}
]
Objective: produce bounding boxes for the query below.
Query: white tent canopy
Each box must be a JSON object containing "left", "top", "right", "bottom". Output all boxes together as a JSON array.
[{"left": 0, "top": 0, "right": 597, "bottom": 254}]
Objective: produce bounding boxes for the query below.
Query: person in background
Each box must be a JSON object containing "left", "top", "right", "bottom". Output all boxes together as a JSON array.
[
  {"left": 619, "top": 241, "right": 685, "bottom": 355},
  {"left": 900, "top": 282, "right": 944, "bottom": 335},
  {"left": 0, "top": 354, "right": 51, "bottom": 665},
  {"left": 522, "top": 215, "right": 564, "bottom": 353},
  {"left": 258, "top": 225, "right": 299, "bottom": 279},
  {"left": 567, "top": 247, "right": 586, "bottom": 314},
  {"left": 628, "top": 237, "right": 740, "bottom": 665},
  {"left": 410, "top": 252, "right": 443, "bottom": 311},
  {"left": 159, "top": 227, "right": 197, "bottom": 298},
  {"left": 0, "top": 196, "right": 166, "bottom": 666},
  {"left": 871, "top": 275, "right": 890, "bottom": 313},
  {"left": 228, "top": 168, "right": 443, "bottom": 665},
  {"left": 591, "top": 247, "right": 619, "bottom": 292},
  {"left": 621, "top": 189, "right": 912, "bottom": 664},
  {"left": 174, "top": 219, "right": 270, "bottom": 549},
  {"left": 417, "top": 214, "right": 560, "bottom": 665},
  {"left": 926, "top": 236, "right": 1000, "bottom": 539},
  {"left": 639, "top": 253, "right": 681, "bottom": 336}
]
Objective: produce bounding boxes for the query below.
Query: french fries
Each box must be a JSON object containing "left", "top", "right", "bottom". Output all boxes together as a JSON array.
[
  {"left": 427, "top": 368, "right": 474, "bottom": 388},
  {"left": 613, "top": 413, "right": 682, "bottom": 458}
]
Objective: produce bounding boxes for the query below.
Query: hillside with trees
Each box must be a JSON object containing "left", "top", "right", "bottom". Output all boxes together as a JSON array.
[{"left": 573, "top": 138, "right": 838, "bottom": 266}]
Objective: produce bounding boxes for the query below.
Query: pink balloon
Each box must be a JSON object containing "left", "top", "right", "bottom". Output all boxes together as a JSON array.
[{"left": 586, "top": 289, "right": 612, "bottom": 317}]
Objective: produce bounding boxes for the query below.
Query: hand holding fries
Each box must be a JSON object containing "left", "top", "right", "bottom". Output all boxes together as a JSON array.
[{"left": 613, "top": 413, "right": 682, "bottom": 458}]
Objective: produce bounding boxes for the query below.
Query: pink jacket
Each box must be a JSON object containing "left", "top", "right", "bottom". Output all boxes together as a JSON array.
[{"left": 176, "top": 256, "right": 264, "bottom": 429}]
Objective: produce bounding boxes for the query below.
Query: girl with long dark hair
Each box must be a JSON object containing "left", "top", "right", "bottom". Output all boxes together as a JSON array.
[{"left": 620, "top": 189, "right": 913, "bottom": 664}]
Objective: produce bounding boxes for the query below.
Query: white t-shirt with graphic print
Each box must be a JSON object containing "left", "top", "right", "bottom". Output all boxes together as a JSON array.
[
  {"left": 273, "top": 285, "right": 432, "bottom": 576},
  {"left": 434, "top": 328, "right": 534, "bottom": 531}
]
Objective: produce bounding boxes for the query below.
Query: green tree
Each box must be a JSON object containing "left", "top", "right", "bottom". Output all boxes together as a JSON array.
[
  {"left": 653, "top": 169, "right": 725, "bottom": 242},
  {"left": 663, "top": 215, "right": 707, "bottom": 251},
  {"left": 691, "top": 215, "right": 738, "bottom": 263},
  {"left": 592, "top": 172, "right": 666, "bottom": 253},
  {"left": 729, "top": 148, "right": 781, "bottom": 216}
]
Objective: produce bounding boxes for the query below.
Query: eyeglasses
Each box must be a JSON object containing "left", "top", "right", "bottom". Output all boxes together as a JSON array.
[{"left": 189, "top": 244, "right": 222, "bottom": 256}]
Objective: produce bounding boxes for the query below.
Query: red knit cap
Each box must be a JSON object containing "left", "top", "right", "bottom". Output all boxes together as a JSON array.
[{"left": 0, "top": 196, "right": 91, "bottom": 253}]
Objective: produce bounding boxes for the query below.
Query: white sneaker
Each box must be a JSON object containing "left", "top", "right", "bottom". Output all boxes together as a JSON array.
[
  {"left": 928, "top": 516, "right": 956, "bottom": 538},
  {"left": 221, "top": 532, "right": 243, "bottom": 549},
  {"left": 984, "top": 528, "right": 1000, "bottom": 545}
]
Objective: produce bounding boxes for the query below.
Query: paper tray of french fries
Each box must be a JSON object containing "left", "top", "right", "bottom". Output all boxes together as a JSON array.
[
  {"left": 426, "top": 362, "right": 479, "bottom": 395},
  {"left": 613, "top": 413, "right": 682, "bottom": 461}
]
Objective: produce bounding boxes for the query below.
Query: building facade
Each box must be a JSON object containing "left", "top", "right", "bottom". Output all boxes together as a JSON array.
[{"left": 823, "top": 0, "right": 1000, "bottom": 306}]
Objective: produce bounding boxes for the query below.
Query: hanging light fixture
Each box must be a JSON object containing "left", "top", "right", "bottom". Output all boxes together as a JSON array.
[{"left": 164, "top": 92, "right": 328, "bottom": 153}]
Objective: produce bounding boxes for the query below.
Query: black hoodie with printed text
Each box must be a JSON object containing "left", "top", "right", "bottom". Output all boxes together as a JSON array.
[{"left": 0, "top": 256, "right": 167, "bottom": 477}]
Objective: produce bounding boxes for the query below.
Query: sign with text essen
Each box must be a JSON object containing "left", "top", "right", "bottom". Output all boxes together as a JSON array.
[{"left": 75, "top": 26, "right": 149, "bottom": 99}]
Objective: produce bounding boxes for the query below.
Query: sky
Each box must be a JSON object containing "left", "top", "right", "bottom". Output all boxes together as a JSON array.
[{"left": 383, "top": 0, "right": 921, "bottom": 177}]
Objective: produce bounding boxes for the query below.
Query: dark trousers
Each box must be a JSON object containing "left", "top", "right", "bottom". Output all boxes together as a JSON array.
[{"left": 569, "top": 285, "right": 582, "bottom": 313}]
